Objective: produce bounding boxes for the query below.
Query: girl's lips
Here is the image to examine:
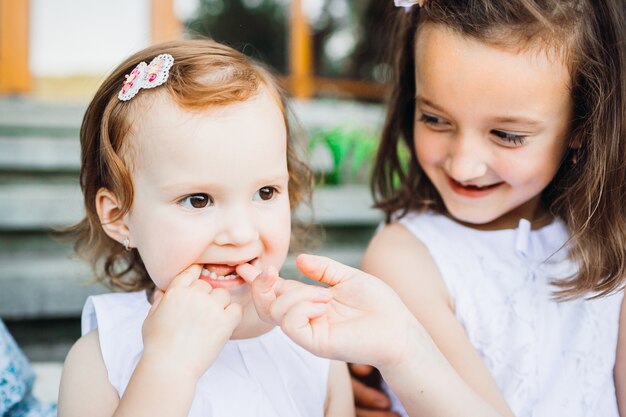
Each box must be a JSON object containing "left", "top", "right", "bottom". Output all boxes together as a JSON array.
[{"left": 447, "top": 176, "right": 504, "bottom": 198}]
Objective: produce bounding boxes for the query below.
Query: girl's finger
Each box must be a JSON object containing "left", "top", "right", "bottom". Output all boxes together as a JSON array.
[
  {"left": 352, "top": 377, "right": 391, "bottom": 409},
  {"left": 250, "top": 266, "right": 281, "bottom": 322},
  {"left": 256, "top": 265, "right": 281, "bottom": 294},
  {"left": 280, "top": 302, "right": 328, "bottom": 348},
  {"left": 273, "top": 278, "right": 306, "bottom": 297},
  {"left": 190, "top": 277, "right": 214, "bottom": 293},
  {"left": 296, "top": 254, "right": 361, "bottom": 287},
  {"left": 208, "top": 287, "right": 232, "bottom": 309},
  {"left": 224, "top": 303, "right": 244, "bottom": 326},
  {"left": 269, "top": 284, "right": 333, "bottom": 324},
  {"left": 350, "top": 363, "right": 375, "bottom": 377},
  {"left": 168, "top": 264, "right": 203, "bottom": 289},
  {"left": 236, "top": 262, "right": 261, "bottom": 284}
]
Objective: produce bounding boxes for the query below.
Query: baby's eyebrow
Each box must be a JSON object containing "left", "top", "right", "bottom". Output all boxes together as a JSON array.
[
  {"left": 259, "top": 173, "right": 290, "bottom": 184},
  {"left": 157, "top": 181, "right": 222, "bottom": 193}
]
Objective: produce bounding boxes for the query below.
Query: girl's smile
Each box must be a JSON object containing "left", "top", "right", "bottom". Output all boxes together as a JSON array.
[
  {"left": 413, "top": 24, "right": 573, "bottom": 229},
  {"left": 447, "top": 176, "right": 504, "bottom": 199}
]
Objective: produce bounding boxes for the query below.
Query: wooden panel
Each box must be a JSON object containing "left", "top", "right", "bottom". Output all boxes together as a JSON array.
[
  {"left": 150, "top": 0, "right": 182, "bottom": 44},
  {"left": 280, "top": 76, "right": 387, "bottom": 101},
  {"left": 288, "top": 0, "right": 313, "bottom": 99},
  {"left": 0, "top": 0, "right": 31, "bottom": 94}
]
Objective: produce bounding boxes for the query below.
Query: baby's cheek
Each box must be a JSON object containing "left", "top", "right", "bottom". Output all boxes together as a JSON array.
[{"left": 138, "top": 252, "right": 173, "bottom": 290}]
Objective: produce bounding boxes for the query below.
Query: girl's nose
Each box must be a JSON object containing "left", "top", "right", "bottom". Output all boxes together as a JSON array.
[
  {"left": 213, "top": 206, "right": 259, "bottom": 246},
  {"left": 444, "top": 134, "right": 488, "bottom": 183}
]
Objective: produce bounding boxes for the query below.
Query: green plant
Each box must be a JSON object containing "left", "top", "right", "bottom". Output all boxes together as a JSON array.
[
  {"left": 308, "top": 126, "right": 412, "bottom": 187},
  {"left": 308, "top": 127, "right": 379, "bottom": 185}
]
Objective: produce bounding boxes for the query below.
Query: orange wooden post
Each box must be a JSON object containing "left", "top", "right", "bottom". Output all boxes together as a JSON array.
[
  {"left": 289, "top": 0, "right": 313, "bottom": 99},
  {"left": 0, "top": 0, "right": 31, "bottom": 94},
  {"left": 151, "top": 0, "right": 182, "bottom": 44}
]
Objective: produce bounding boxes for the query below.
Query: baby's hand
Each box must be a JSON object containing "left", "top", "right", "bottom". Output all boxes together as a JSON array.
[{"left": 141, "top": 264, "right": 243, "bottom": 380}]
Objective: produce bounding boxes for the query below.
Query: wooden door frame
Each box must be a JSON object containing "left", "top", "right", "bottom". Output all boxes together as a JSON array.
[{"left": 0, "top": 0, "right": 31, "bottom": 94}]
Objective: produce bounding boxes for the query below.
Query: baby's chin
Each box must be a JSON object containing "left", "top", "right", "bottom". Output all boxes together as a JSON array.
[{"left": 231, "top": 298, "right": 275, "bottom": 340}]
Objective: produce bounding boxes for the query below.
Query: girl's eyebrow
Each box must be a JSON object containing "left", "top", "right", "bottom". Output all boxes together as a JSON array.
[
  {"left": 415, "top": 95, "right": 446, "bottom": 113},
  {"left": 416, "top": 95, "right": 544, "bottom": 127},
  {"left": 490, "top": 115, "right": 544, "bottom": 127}
]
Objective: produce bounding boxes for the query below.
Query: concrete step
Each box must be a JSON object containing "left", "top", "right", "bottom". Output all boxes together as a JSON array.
[
  {"left": 0, "top": 136, "right": 80, "bottom": 171},
  {"left": 0, "top": 99, "right": 82, "bottom": 137}
]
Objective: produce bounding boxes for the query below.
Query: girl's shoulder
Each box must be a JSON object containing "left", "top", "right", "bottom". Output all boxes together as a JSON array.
[{"left": 363, "top": 212, "right": 455, "bottom": 313}]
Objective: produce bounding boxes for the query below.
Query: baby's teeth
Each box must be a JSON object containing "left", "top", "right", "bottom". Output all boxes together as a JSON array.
[
  {"left": 201, "top": 269, "right": 238, "bottom": 281},
  {"left": 215, "top": 274, "right": 238, "bottom": 281}
]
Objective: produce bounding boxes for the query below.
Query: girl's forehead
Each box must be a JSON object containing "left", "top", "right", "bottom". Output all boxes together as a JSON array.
[
  {"left": 414, "top": 23, "right": 571, "bottom": 88},
  {"left": 416, "top": 22, "right": 572, "bottom": 69}
]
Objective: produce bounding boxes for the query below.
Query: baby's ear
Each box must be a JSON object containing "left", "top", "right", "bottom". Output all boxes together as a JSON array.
[{"left": 95, "top": 188, "right": 130, "bottom": 244}]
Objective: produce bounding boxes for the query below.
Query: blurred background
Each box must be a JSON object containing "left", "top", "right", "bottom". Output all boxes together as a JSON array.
[{"left": 0, "top": 0, "right": 401, "bottom": 403}]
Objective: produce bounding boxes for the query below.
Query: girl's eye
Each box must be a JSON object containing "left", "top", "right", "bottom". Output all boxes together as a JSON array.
[
  {"left": 254, "top": 186, "right": 277, "bottom": 201},
  {"left": 419, "top": 113, "right": 449, "bottom": 128},
  {"left": 180, "top": 193, "right": 213, "bottom": 209},
  {"left": 491, "top": 130, "right": 527, "bottom": 146}
]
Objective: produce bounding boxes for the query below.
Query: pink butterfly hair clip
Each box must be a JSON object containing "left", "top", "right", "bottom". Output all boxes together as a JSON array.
[{"left": 118, "top": 53, "right": 175, "bottom": 101}]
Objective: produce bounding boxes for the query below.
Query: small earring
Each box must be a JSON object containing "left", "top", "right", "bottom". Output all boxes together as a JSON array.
[
  {"left": 122, "top": 237, "right": 131, "bottom": 251},
  {"left": 571, "top": 150, "right": 579, "bottom": 166}
]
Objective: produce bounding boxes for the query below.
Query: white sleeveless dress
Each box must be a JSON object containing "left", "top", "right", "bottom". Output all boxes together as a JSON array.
[
  {"left": 385, "top": 211, "right": 623, "bottom": 417},
  {"left": 82, "top": 291, "right": 330, "bottom": 417}
]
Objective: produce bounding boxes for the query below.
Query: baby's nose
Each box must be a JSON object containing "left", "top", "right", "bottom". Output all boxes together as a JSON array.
[{"left": 214, "top": 206, "right": 259, "bottom": 246}]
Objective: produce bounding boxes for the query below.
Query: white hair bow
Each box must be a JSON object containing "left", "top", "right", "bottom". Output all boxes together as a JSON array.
[{"left": 118, "top": 54, "right": 174, "bottom": 101}]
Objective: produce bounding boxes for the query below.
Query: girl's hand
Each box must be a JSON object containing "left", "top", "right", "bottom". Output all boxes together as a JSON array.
[
  {"left": 350, "top": 364, "right": 399, "bottom": 417},
  {"left": 237, "top": 254, "right": 427, "bottom": 372},
  {"left": 141, "top": 264, "right": 243, "bottom": 380}
]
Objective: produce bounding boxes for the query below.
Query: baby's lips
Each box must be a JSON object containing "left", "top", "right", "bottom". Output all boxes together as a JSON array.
[{"left": 236, "top": 263, "right": 261, "bottom": 284}]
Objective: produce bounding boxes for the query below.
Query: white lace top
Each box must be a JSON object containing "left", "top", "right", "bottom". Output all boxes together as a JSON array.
[
  {"left": 386, "top": 211, "right": 623, "bottom": 417},
  {"left": 82, "top": 291, "right": 330, "bottom": 417}
]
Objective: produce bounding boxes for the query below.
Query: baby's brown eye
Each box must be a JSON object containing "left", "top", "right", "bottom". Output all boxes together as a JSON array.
[
  {"left": 180, "top": 193, "right": 212, "bottom": 208},
  {"left": 254, "top": 187, "right": 276, "bottom": 201}
]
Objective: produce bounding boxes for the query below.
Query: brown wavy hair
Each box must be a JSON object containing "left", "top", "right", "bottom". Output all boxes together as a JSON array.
[
  {"left": 373, "top": 0, "right": 626, "bottom": 298},
  {"left": 69, "top": 39, "right": 312, "bottom": 292}
]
